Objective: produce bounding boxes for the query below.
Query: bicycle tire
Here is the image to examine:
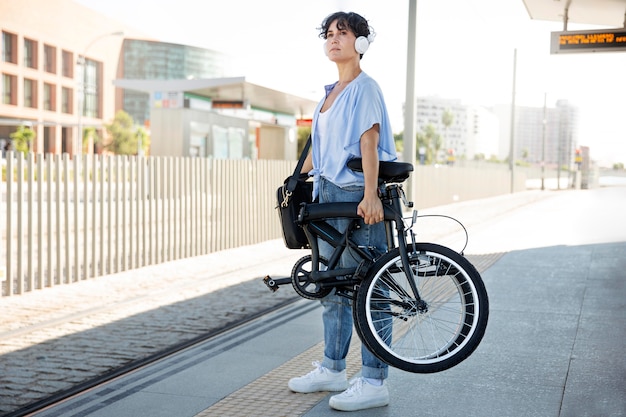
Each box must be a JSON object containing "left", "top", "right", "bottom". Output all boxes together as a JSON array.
[{"left": 353, "top": 243, "right": 489, "bottom": 373}]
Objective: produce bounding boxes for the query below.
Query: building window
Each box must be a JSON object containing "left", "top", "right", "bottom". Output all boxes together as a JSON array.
[
  {"left": 43, "top": 128, "right": 52, "bottom": 153},
  {"left": 44, "top": 44, "right": 56, "bottom": 74},
  {"left": 83, "top": 58, "right": 101, "bottom": 118},
  {"left": 62, "top": 50, "right": 73, "bottom": 78},
  {"left": 62, "top": 86, "right": 73, "bottom": 114},
  {"left": 2, "top": 31, "right": 17, "bottom": 63},
  {"left": 2, "top": 73, "right": 17, "bottom": 105},
  {"left": 44, "top": 82, "right": 56, "bottom": 111},
  {"left": 24, "top": 78, "right": 37, "bottom": 108},
  {"left": 24, "top": 38, "right": 38, "bottom": 69}
]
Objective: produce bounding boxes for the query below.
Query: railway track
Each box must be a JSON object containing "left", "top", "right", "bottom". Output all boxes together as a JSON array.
[{"left": 5, "top": 294, "right": 301, "bottom": 417}]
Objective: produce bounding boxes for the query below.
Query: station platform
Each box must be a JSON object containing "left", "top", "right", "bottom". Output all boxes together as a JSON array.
[{"left": 2, "top": 187, "right": 625, "bottom": 417}]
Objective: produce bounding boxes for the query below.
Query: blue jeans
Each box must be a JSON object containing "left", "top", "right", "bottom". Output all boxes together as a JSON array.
[{"left": 317, "top": 177, "right": 389, "bottom": 380}]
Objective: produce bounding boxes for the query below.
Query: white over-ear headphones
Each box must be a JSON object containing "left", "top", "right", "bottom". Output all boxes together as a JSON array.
[
  {"left": 355, "top": 36, "right": 370, "bottom": 54},
  {"left": 324, "top": 33, "right": 374, "bottom": 56}
]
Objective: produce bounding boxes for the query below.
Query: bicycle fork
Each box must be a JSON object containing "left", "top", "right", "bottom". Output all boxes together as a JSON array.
[{"left": 386, "top": 186, "right": 426, "bottom": 309}]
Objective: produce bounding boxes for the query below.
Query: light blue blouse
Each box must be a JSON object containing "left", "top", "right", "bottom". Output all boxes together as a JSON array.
[{"left": 310, "top": 71, "right": 397, "bottom": 199}]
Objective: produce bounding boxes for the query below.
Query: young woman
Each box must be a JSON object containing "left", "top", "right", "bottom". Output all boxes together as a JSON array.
[{"left": 288, "top": 11, "right": 397, "bottom": 412}]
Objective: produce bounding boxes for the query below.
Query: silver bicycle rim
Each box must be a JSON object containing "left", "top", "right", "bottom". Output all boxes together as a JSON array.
[{"left": 364, "top": 251, "right": 481, "bottom": 364}]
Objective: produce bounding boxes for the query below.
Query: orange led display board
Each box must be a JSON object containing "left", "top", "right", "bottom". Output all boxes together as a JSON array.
[{"left": 551, "top": 28, "right": 626, "bottom": 54}]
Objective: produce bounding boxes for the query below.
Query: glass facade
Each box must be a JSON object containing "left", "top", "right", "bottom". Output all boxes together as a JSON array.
[
  {"left": 122, "top": 39, "right": 231, "bottom": 125},
  {"left": 44, "top": 44, "right": 56, "bottom": 73},
  {"left": 2, "top": 31, "right": 16, "bottom": 63},
  {"left": 83, "top": 59, "right": 100, "bottom": 118},
  {"left": 44, "top": 82, "right": 55, "bottom": 111},
  {"left": 24, "top": 38, "right": 37, "bottom": 68},
  {"left": 2, "top": 73, "right": 16, "bottom": 105},
  {"left": 24, "top": 78, "right": 35, "bottom": 108},
  {"left": 62, "top": 86, "right": 72, "bottom": 114},
  {"left": 62, "top": 50, "right": 73, "bottom": 78}
]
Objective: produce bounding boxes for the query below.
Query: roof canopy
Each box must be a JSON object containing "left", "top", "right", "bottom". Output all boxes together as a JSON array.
[
  {"left": 113, "top": 77, "right": 317, "bottom": 118},
  {"left": 522, "top": 0, "right": 626, "bottom": 27}
]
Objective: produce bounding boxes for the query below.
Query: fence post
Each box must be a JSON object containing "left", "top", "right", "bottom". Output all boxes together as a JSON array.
[{"left": 6, "top": 152, "right": 14, "bottom": 296}]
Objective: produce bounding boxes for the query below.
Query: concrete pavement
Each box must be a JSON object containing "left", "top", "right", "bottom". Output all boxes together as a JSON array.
[{"left": 1, "top": 186, "right": 625, "bottom": 416}]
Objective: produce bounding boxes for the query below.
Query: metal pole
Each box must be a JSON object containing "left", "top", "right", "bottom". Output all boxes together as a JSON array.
[
  {"left": 541, "top": 92, "right": 547, "bottom": 191},
  {"left": 557, "top": 120, "right": 561, "bottom": 190},
  {"left": 509, "top": 49, "right": 517, "bottom": 193},
  {"left": 403, "top": 0, "right": 418, "bottom": 201}
]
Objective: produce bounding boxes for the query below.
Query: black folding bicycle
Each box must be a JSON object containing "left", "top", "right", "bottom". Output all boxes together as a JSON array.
[{"left": 264, "top": 159, "right": 489, "bottom": 373}]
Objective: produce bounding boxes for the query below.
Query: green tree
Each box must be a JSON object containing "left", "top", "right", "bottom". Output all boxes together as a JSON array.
[
  {"left": 441, "top": 108, "right": 454, "bottom": 156},
  {"left": 521, "top": 148, "right": 529, "bottom": 161},
  {"left": 297, "top": 126, "right": 311, "bottom": 156},
  {"left": 394, "top": 127, "right": 441, "bottom": 164},
  {"left": 422, "top": 124, "right": 442, "bottom": 163},
  {"left": 136, "top": 126, "right": 150, "bottom": 155},
  {"left": 393, "top": 132, "right": 404, "bottom": 153},
  {"left": 9, "top": 125, "right": 36, "bottom": 154},
  {"left": 82, "top": 126, "right": 101, "bottom": 154},
  {"left": 103, "top": 110, "right": 141, "bottom": 155},
  {"left": 442, "top": 108, "right": 454, "bottom": 128}
]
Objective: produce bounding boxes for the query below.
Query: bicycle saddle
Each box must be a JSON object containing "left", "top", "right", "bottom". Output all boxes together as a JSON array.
[{"left": 347, "top": 158, "right": 413, "bottom": 183}]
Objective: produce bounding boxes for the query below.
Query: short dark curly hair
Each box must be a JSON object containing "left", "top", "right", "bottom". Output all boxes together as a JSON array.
[{"left": 318, "top": 11, "right": 372, "bottom": 40}]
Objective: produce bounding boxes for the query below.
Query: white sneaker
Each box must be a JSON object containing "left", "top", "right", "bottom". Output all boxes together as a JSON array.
[
  {"left": 329, "top": 377, "right": 390, "bottom": 411},
  {"left": 288, "top": 361, "right": 348, "bottom": 393}
]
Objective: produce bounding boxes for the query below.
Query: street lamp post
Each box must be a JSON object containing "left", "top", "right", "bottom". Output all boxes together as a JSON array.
[
  {"left": 76, "top": 31, "right": 124, "bottom": 156},
  {"left": 508, "top": 49, "right": 517, "bottom": 194},
  {"left": 541, "top": 93, "right": 547, "bottom": 191},
  {"left": 403, "top": 0, "right": 418, "bottom": 201}
]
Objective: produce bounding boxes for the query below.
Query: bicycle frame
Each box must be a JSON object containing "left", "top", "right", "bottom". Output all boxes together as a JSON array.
[
  {"left": 264, "top": 159, "right": 490, "bottom": 374},
  {"left": 293, "top": 181, "right": 422, "bottom": 302}
]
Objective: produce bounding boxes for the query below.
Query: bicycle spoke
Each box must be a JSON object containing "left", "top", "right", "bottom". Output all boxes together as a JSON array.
[{"left": 355, "top": 243, "right": 489, "bottom": 373}]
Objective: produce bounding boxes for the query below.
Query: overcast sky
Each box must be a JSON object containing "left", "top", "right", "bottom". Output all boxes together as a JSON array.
[{"left": 75, "top": 0, "right": 626, "bottom": 166}]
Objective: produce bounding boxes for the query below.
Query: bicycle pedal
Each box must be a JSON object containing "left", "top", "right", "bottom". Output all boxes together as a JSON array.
[{"left": 263, "top": 275, "right": 279, "bottom": 292}]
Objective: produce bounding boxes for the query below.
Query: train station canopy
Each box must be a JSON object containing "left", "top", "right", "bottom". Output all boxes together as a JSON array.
[{"left": 522, "top": 0, "right": 626, "bottom": 27}]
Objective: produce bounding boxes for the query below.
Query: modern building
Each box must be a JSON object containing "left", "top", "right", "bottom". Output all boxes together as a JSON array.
[
  {"left": 415, "top": 97, "right": 466, "bottom": 161},
  {"left": 492, "top": 100, "right": 579, "bottom": 167},
  {"left": 115, "top": 77, "right": 316, "bottom": 160},
  {"left": 1, "top": 0, "right": 316, "bottom": 160},
  {"left": 119, "top": 39, "right": 234, "bottom": 127},
  {"left": 1, "top": 0, "right": 133, "bottom": 154},
  {"left": 415, "top": 96, "right": 499, "bottom": 161},
  {"left": 465, "top": 105, "right": 500, "bottom": 160}
]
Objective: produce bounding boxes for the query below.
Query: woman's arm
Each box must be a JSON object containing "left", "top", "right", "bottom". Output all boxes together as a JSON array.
[
  {"left": 300, "top": 152, "right": 313, "bottom": 174},
  {"left": 357, "top": 124, "right": 384, "bottom": 225}
]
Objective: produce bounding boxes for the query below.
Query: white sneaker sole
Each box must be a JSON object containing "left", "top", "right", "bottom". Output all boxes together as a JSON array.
[
  {"left": 329, "top": 391, "right": 390, "bottom": 411},
  {"left": 288, "top": 379, "right": 348, "bottom": 394}
]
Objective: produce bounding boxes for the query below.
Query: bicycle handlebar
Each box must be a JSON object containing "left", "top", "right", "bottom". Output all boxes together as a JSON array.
[{"left": 297, "top": 202, "right": 400, "bottom": 224}]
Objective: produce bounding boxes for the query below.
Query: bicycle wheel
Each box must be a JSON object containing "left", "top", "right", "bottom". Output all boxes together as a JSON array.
[
  {"left": 291, "top": 255, "right": 332, "bottom": 299},
  {"left": 353, "top": 243, "right": 489, "bottom": 373}
]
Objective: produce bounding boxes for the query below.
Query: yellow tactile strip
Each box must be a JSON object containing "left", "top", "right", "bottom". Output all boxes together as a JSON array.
[
  {"left": 466, "top": 252, "right": 505, "bottom": 274},
  {"left": 195, "top": 337, "right": 362, "bottom": 417},
  {"left": 194, "top": 252, "right": 503, "bottom": 417}
]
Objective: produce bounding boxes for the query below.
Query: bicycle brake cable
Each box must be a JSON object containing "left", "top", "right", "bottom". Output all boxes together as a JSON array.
[{"left": 413, "top": 214, "right": 470, "bottom": 255}]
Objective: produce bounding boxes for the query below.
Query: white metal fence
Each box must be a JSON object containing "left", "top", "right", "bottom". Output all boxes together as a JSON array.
[
  {"left": 1, "top": 152, "right": 529, "bottom": 297},
  {"left": 1, "top": 152, "right": 292, "bottom": 296}
]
